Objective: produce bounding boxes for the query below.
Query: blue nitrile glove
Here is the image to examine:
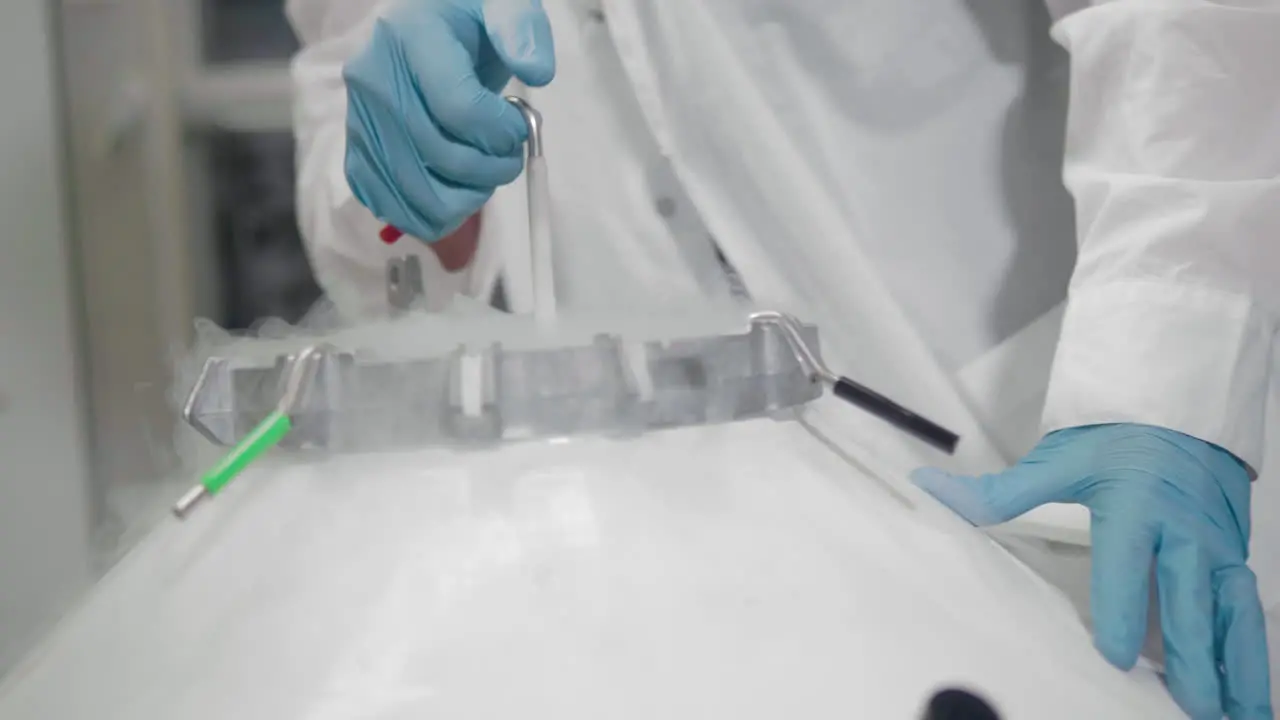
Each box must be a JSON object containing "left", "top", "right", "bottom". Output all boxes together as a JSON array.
[
  {"left": 912, "top": 424, "right": 1271, "bottom": 720},
  {"left": 343, "top": 0, "right": 555, "bottom": 242}
]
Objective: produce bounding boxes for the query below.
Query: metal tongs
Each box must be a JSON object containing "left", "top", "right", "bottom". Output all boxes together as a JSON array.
[
  {"left": 172, "top": 344, "right": 332, "bottom": 519},
  {"left": 384, "top": 97, "right": 554, "bottom": 321},
  {"left": 506, "top": 97, "right": 556, "bottom": 324},
  {"left": 749, "top": 311, "right": 959, "bottom": 454}
]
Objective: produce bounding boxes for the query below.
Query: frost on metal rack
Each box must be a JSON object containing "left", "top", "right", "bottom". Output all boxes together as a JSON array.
[
  {"left": 177, "top": 310, "right": 960, "bottom": 521},
  {"left": 181, "top": 316, "right": 828, "bottom": 458}
]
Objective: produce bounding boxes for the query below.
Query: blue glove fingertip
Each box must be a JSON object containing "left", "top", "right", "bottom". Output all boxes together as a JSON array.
[
  {"left": 484, "top": 0, "right": 556, "bottom": 87},
  {"left": 1216, "top": 566, "right": 1273, "bottom": 719},
  {"left": 910, "top": 468, "right": 999, "bottom": 526}
]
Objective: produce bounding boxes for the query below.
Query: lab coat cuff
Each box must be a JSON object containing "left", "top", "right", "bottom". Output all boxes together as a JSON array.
[{"left": 1041, "top": 281, "right": 1273, "bottom": 473}]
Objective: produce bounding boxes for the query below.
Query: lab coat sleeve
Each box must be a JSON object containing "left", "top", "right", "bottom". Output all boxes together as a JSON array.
[
  {"left": 1039, "top": 2, "right": 1280, "bottom": 472},
  {"left": 285, "top": 0, "right": 389, "bottom": 315}
]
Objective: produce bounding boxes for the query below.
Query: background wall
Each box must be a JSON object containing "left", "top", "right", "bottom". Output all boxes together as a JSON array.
[
  {"left": 56, "top": 0, "right": 308, "bottom": 561},
  {"left": 0, "top": 0, "right": 95, "bottom": 678},
  {"left": 0, "top": 0, "right": 306, "bottom": 677}
]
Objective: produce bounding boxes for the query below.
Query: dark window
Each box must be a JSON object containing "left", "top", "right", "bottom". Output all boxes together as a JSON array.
[
  {"left": 209, "top": 132, "right": 321, "bottom": 328},
  {"left": 201, "top": 0, "right": 299, "bottom": 63}
]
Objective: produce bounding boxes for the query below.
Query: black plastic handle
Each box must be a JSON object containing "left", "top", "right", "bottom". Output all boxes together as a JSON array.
[
  {"left": 922, "top": 688, "right": 1001, "bottom": 720},
  {"left": 832, "top": 377, "right": 960, "bottom": 455}
]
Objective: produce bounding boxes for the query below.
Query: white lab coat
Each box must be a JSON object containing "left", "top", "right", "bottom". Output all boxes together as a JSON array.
[{"left": 287, "top": 0, "right": 1280, "bottom": 680}]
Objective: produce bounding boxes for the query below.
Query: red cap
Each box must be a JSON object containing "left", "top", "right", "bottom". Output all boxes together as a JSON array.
[{"left": 379, "top": 225, "right": 404, "bottom": 245}]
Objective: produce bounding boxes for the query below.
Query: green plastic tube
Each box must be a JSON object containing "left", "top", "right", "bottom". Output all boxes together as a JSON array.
[{"left": 200, "top": 410, "right": 293, "bottom": 496}]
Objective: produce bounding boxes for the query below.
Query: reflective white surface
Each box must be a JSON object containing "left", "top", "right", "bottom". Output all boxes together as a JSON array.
[{"left": 0, "top": 414, "right": 1179, "bottom": 718}]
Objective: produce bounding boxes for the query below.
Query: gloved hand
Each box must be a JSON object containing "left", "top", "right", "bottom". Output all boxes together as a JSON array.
[
  {"left": 912, "top": 424, "right": 1271, "bottom": 720},
  {"left": 343, "top": 0, "right": 555, "bottom": 243}
]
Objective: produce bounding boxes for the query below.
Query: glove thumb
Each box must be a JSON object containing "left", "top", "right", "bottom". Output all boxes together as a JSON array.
[
  {"left": 483, "top": 0, "right": 556, "bottom": 87},
  {"left": 910, "top": 463, "right": 1066, "bottom": 527}
]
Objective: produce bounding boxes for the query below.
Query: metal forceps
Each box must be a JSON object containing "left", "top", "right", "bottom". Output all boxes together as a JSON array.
[
  {"left": 381, "top": 97, "right": 556, "bottom": 322},
  {"left": 749, "top": 311, "right": 959, "bottom": 454}
]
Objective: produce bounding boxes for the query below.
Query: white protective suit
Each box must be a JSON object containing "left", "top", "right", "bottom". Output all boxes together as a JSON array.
[{"left": 287, "top": 0, "right": 1280, "bottom": 684}]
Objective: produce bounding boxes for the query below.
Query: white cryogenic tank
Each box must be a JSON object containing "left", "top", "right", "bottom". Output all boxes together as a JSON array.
[{"left": 0, "top": 309, "right": 1182, "bottom": 719}]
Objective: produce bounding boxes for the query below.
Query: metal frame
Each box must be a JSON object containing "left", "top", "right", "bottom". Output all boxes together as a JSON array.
[{"left": 182, "top": 315, "right": 826, "bottom": 453}]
